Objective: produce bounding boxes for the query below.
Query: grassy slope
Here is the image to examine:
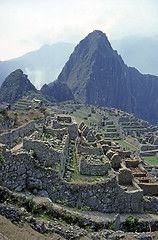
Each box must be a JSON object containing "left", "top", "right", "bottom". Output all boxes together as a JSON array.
[
  {"left": 143, "top": 155, "right": 158, "bottom": 165},
  {"left": 72, "top": 107, "right": 101, "bottom": 126},
  {"left": 114, "top": 140, "right": 138, "bottom": 151},
  {"left": 0, "top": 215, "right": 65, "bottom": 240}
]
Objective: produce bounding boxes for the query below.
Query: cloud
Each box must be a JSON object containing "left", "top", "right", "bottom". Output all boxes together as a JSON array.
[
  {"left": 0, "top": 0, "right": 158, "bottom": 60},
  {"left": 25, "top": 68, "right": 45, "bottom": 90}
]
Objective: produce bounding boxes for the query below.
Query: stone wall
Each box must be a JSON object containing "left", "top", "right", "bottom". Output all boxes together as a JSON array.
[
  {"left": 144, "top": 196, "right": 158, "bottom": 213},
  {"left": 0, "top": 149, "right": 35, "bottom": 191},
  {"left": 44, "top": 127, "right": 68, "bottom": 140},
  {"left": 104, "top": 133, "right": 119, "bottom": 138},
  {"left": 57, "top": 115, "right": 72, "bottom": 123},
  {"left": 0, "top": 148, "right": 144, "bottom": 213},
  {"left": 126, "top": 135, "right": 141, "bottom": 149},
  {"left": 23, "top": 138, "right": 63, "bottom": 167},
  {"left": 52, "top": 117, "right": 78, "bottom": 140},
  {"left": 79, "top": 156, "right": 111, "bottom": 176},
  {"left": 0, "top": 118, "right": 45, "bottom": 148},
  {"left": 117, "top": 150, "right": 131, "bottom": 158},
  {"left": 23, "top": 133, "right": 69, "bottom": 178},
  {"left": 141, "top": 144, "right": 158, "bottom": 151},
  {"left": 77, "top": 144, "right": 104, "bottom": 156},
  {"left": 0, "top": 117, "right": 15, "bottom": 130},
  {"left": 138, "top": 183, "right": 158, "bottom": 196},
  {"left": 125, "top": 159, "right": 139, "bottom": 168},
  {"left": 118, "top": 168, "right": 134, "bottom": 185}
]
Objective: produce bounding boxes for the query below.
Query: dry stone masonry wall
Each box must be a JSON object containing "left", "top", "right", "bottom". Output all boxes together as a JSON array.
[{"left": 0, "top": 112, "right": 158, "bottom": 213}]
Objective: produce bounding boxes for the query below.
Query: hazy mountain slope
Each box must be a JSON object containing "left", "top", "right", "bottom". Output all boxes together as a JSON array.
[
  {"left": 0, "top": 42, "right": 75, "bottom": 89},
  {"left": 57, "top": 30, "right": 158, "bottom": 124},
  {"left": 111, "top": 36, "right": 158, "bottom": 77},
  {"left": 41, "top": 81, "right": 74, "bottom": 103},
  {"left": 0, "top": 69, "right": 37, "bottom": 104}
]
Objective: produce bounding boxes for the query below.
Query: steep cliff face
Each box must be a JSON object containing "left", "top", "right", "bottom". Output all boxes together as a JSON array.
[
  {"left": 57, "top": 30, "right": 158, "bottom": 124},
  {"left": 0, "top": 69, "right": 37, "bottom": 104}
]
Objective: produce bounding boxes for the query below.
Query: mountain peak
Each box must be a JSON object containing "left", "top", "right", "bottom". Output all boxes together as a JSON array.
[
  {"left": 57, "top": 30, "right": 122, "bottom": 92},
  {"left": 85, "top": 30, "right": 112, "bottom": 48},
  {"left": 9, "top": 69, "right": 27, "bottom": 78},
  {"left": 88, "top": 30, "right": 107, "bottom": 38},
  {"left": 0, "top": 69, "right": 37, "bottom": 104},
  {"left": 57, "top": 30, "right": 158, "bottom": 124}
]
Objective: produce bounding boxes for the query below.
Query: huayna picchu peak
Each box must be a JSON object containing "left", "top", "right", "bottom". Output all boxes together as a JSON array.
[
  {"left": 57, "top": 30, "right": 158, "bottom": 124},
  {"left": 0, "top": 31, "right": 158, "bottom": 124}
]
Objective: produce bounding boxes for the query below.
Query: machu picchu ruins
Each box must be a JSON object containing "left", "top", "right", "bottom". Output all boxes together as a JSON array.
[
  {"left": 1, "top": 103, "right": 158, "bottom": 221},
  {"left": 1, "top": 20, "right": 158, "bottom": 239}
]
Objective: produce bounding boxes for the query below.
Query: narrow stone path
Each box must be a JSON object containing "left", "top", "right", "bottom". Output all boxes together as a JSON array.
[
  {"left": 11, "top": 142, "right": 23, "bottom": 153},
  {"left": 71, "top": 209, "right": 158, "bottom": 223},
  {"left": 33, "top": 196, "right": 158, "bottom": 224}
]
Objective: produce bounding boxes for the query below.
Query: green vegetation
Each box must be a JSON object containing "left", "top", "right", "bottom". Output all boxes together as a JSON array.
[
  {"left": 34, "top": 159, "right": 40, "bottom": 167},
  {"left": 143, "top": 155, "right": 158, "bottom": 165},
  {"left": 114, "top": 139, "right": 138, "bottom": 151},
  {"left": 44, "top": 133, "right": 63, "bottom": 150},
  {"left": 108, "top": 221, "right": 116, "bottom": 231},
  {"left": 52, "top": 161, "right": 60, "bottom": 170},
  {"left": 72, "top": 107, "right": 101, "bottom": 126},
  {"left": 1, "top": 188, "right": 104, "bottom": 232},
  {"left": 79, "top": 205, "right": 92, "bottom": 211},
  {"left": 123, "top": 215, "right": 139, "bottom": 231},
  {"left": 39, "top": 106, "right": 47, "bottom": 116},
  {"left": 106, "top": 125, "right": 115, "bottom": 128},
  {"left": 44, "top": 133, "right": 51, "bottom": 139},
  {"left": 71, "top": 173, "right": 108, "bottom": 183},
  {"left": 69, "top": 143, "right": 109, "bottom": 183},
  {"left": 0, "top": 147, "right": 5, "bottom": 168},
  {"left": 26, "top": 198, "right": 38, "bottom": 214},
  {"left": 12, "top": 109, "right": 44, "bottom": 124},
  {"left": 56, "top": 199, "right": 68, "bottom": 206},
  {"left": 0, "top": 108, "right": 8, "bottom": 118}
]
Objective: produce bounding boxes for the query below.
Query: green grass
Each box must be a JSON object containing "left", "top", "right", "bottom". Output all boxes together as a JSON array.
[
  {"left": 0, "top": 147, "right": 5, "bottom": 167},
  {"left": 71, "top": 172, "right": 108, "bottom": 183},
  {"left": 52, "top": 162, "right": 60, "bottom": 170},
  {"left": 114, "top": 140, "right": 138, "bottom": 151},
  {"left": 143, "top": 155, "right": 158, "bottom": 165},
  {"left": 106, "top": 125, "right": 116, "bottom": 128},
  {"left": 72, "top": 107, "right": 101, "bottom": 126},
  {"left": 70, "top": 143, "right": 109, "bottom": 183}
]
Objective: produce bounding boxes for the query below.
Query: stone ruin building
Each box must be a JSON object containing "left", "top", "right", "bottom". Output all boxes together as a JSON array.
[
  {"left": 0, "top": 113, "right": 158, "bottom": 214},
  {"left": 104, "top": 108, "right": 158, "bottom": 157}
]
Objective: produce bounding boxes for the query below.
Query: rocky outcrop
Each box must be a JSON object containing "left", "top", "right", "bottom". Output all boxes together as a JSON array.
[
  {"left": 0, "top": 42, "right": 75, "bottom": 89},
  {"left": 0, "top": 69, "right": 37, "bottom": 104},
  {"left": 57, "top": 30, "right": 158, "bottom": 124},
  {"left": 40, "top": 80, "right": 74, "bottom": 103}
]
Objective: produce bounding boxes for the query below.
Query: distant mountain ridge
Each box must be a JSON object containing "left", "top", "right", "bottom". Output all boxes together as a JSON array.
[
  {"left": 1, "top": 36, "right": 158, "bottom": 88},
  {"left": 111, "top": 35, "right": 158, "bottom": 77},
  {"left": 0, "top": 42, "right": 75, "bottom": 89},
  {"left": 0, "top": 69, "right": 74, "bottom": 105},
  {"left": 1, "top": 31, "right": 158, "bottom": 124},
  {"left": 57, "top": 30, "right": 158, "bottom": 124}
]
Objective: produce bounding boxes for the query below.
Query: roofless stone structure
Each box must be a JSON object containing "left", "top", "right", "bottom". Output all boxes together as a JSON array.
[{"left": 0, "top": 113, "right": 158, "bottom": 213}]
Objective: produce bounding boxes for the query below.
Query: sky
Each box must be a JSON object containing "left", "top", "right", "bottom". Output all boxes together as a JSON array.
[{"left": 0, "top": 0, "right": 158, "bottom": 61}]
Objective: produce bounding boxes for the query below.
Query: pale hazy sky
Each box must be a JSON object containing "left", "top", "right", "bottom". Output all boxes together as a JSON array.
[{"left": 0, "top": 0, "right": 158, "bottom": 60}]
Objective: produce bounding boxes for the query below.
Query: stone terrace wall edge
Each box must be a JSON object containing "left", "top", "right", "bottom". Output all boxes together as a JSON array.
[
  {"left": 0, "top": 118, "right": 46, "bottom": 147},
  {"left": 0, "top": 148, "right": 144, "bottom": 213}
]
